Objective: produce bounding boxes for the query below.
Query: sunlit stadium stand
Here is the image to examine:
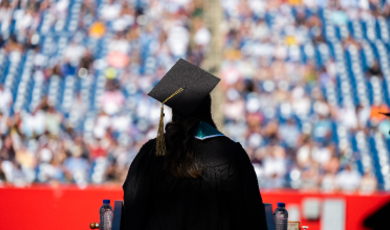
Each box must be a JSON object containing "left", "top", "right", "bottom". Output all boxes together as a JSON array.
[{"left": 0, "top": 0, "right": 389, "bottom": 193}]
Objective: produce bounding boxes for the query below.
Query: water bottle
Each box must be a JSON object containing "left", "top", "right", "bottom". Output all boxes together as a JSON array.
[
  {"left": 274, "top": 202, "right": 288, "bottom": 230},
  {"left": 99, "top": 199, "right": 113, "bottom": 230}
]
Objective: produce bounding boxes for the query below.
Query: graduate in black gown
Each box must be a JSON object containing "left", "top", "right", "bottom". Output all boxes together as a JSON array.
[{"left": 122, "top": 58, "right": 268, "bottom": 230}]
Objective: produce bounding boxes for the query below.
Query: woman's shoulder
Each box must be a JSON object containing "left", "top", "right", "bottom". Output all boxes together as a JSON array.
[
  {"left": 197, "top": 136, "right": 244, "bottom": 166},
  {"left": 202, "top": 135, "right": 242, "bottom": 148},
  {"left": 211, "top": 136, "right": 240, "bottom": 148},
  {"left": 142, "top": 138, "right": 157, "bottom": 148},
  {"left": 136, "top": 138, "right": 157, "bottom": 156},
  {"left": 142, "top": 136, "right": 243, "bottom": 153}
]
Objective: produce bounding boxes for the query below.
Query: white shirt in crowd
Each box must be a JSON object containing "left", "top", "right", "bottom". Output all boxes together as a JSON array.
[
  {"left": 99, "top": 90, "right": 125, "bottom": 116},
  {"left": 336, "top": 168, "right": 362, "bottom": 192},
  {"left": 322, "top": 173, "right": 336, "bottom": 192},
  {"left": 312, "top": 146, "right": 331, "bottom": 167},
  {"left": 263, "top": 156, "right": 286, "bottom": 178},
  {"left": 167, "top": 22, "right": 189, "bottom": 57},
  {"left": 21, "top": 110, "right": 46, "bottom": 136},
  {"left": 63, "top": 43, "right": 86, "bottom": 65},
  {"left": 101, "top": 2, "right": 122, "bottom": 21},
  {"left": 194, "top": 27, "right": 211, "bottom": 46},
  {"left": 0, "top": 88, "right": 13, "bottom": 113}
]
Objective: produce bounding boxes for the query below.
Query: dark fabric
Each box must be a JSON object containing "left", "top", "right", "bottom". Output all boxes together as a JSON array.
[
  {"left": 147, "top": 58, "right": 220, "bottom": 116},
  {"left": 122, "top": 136, "right": 268, "bottom": 230},
  {"left": 363, "top": 200, "right": 390, "bottom": 229},
  {"left": 367, "top": 66, "right": 383, "bottom": 77}
]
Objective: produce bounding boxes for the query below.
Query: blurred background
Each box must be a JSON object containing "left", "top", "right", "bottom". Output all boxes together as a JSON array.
[{"left": 1, "top": 0, "right": 390, "bottom": 229}]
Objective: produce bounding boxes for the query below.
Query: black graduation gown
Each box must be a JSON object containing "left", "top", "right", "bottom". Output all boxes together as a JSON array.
[{"left": 122, "top": 136, "right": 268, "bottom": 230}]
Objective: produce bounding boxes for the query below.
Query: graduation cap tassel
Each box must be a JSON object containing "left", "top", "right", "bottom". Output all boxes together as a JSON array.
[
  {"left": 156, "top": 104, "right": 166, "bottom": 156},
  {"left": 156, "top": 88, "right": 184, "bottom": 156}
]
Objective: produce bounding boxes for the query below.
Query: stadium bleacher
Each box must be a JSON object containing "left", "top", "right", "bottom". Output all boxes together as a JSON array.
[{"left": 0, "top": 0, "right": 389, "bottom": 193}]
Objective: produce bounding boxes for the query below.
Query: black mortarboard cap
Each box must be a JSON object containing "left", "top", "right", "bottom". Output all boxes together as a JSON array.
[{"left": 148, "top": 58, "right": 220, "bottom": 116}]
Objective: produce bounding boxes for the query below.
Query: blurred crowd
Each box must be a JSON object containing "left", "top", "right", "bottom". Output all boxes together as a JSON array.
[
  {"left": 0, "top": 0, "right": 210, "bottom": 187},
  {"left": 220, "top": 0, "right": 390, "bottom": 193},
  {"left": 0, "top": 0, "right": 390, "bottom": 193}
]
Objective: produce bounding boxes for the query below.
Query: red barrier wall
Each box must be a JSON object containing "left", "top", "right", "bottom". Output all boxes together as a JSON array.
[
  {"left": 260, "top": 190, "right": 390, "bottom": 230},
  {"left": 0, "top": 185, "right": 389, "bottom": 230}
]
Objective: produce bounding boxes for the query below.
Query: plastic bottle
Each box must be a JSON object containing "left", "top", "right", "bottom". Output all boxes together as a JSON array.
[
  {"left": 274, "top": 202, "right": 288, "bottom": 230},
  {"left": 99, "top": 199, "right": 113, "bottom": 230}
]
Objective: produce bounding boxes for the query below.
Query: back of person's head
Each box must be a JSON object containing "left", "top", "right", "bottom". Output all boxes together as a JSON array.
[{"left": 165, "top": 94, "right": 216, "bottom": 178}]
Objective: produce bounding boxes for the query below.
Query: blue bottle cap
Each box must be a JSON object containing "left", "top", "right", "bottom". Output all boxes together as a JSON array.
[
  {"left": 103, "top": 199, "right": 110, "bottom": 204},
  {"left": 277, "top": 202, "right": 285, "bottom": 207}
]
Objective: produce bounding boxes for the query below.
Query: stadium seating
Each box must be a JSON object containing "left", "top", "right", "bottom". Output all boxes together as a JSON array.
[{"left": 0, "top": 0, "right": 389, "bottom": 191}]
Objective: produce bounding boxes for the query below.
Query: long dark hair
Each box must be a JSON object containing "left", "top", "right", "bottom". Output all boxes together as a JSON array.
[{"left": 165, "top": 94, "right": 217, "bottom": 178}]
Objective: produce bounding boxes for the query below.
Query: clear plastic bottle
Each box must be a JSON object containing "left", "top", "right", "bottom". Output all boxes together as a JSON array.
[
  {"left": 99, "top": 199, "right": 113, "bottom": 230},
  {"left": 274, "top": 202, "right": 288, "bottom": 230}
]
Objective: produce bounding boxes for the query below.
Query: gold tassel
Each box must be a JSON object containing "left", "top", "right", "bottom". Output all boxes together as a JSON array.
[
  {"left": 156, "top": 88, "right": 184, "bottom": 156},
  {"left": 156, "top": 104, "right": 166, "bottom": 156}
]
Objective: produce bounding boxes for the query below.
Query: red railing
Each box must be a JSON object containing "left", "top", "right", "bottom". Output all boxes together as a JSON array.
[{"left": 0, "top": 185, "right": 389, "bottom": 230}]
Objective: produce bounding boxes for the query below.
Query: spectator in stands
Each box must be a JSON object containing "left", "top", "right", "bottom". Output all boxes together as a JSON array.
[
  {"left": 11, "top": 162, "right": 27, "bottom": 186},
  {"left": 369, "top": 0, "right": 382, "bottom": 15},
  {"left": 0, "top": 158, "right": 5, "bottom": 183},
  {"left": 291, "top": 85, "right": 311, "bottom": 118},
  {"left": 21, "top": 108, "right": 45, "bottom": 138},
  {"left": 99, "top": 81, "right": 125, "bottom": 116},
  {"left": 81, "top": 0, "right": 97, "bottom": 28},
  {"left": 24, "top": 33, "right": 40, "bottom": 50},
  {"left": 312, "top": 142, "right": 333, "bottom": 168},
  {"left": 0, "top": 84, "right": 12, "bottom": 115},
  {"left": 262, "top": 139, "right": 287, "bottom": 188},
  {"left": 111, "top": 111, "right": 131, "bottom": 134},
  {"left": 63, "top": 145, "right": 90, "bottom": 184},
  {"left": 0, "top": 0, "right": 13, "bottom": 25},
  {"left": 167, "top": 20, "right": 190, "bottom": 58},
  {"left": 61, "top": 59, "right": 77, "bottom": 76},
  {"left": 312, "top": 114, "right": 333, "bottom": 142},
  {"left": 63, "top": 41, "right": 86, "bottom": 66},
  {"left": 5, "top": 34, "right": 23, "bottom": 53},
  {"left": 79, "top": 49, "right": 94, "bottom": 71},
  {"left": 0, "top": 112, "right": 8, "bottom": 135},
  {"left": 0, "top": 35, "right": 5, "bottom": 48},
  {"left": 224, "top": 89, "right": 246, "bottom": 122},
  {"left": 101, "top": 0, "right": 122, "bottom": 22},
  {"left": 49, "top": 64, "right": 63, "bottom": 79},
  {"left": 336, "top": 164, "right": 362, "bottom": 193},
  {"left": 69, "top": 93, "right": 88, "bottom": 127},
  {"left": 278, "top": 118, "right": 301, "bottom": 149},
  {"left": 89, "top": 21, "right": 106, "bottom": 39},
  {"left": 88, "top": 127, "right": 112, "bottom": 160},
  {"left": 36, "top": 142, "right": 54, "bottom": 182},
  {"left": 15, "top": 145, "right": 35, "bottom": 167},
  {"left": 366, "top": 60, "right": 383, "bottom": 78},
  {"left": 338, "top": 104, "right": 358, "bottom": 130},
  {"left": 15, "top": 145, "right": 36, "bottom": 183},
  {"left": 324, "top": 156, "right": 341, "bottom": 175},
  {"left": 44, "top": 106, "right": 63, "bottom": 137},
  {"left": 37, "top": 151, "right": 65, "bottom": 183},
  {"left": 296, "top": 137, "right": 314, "bottom": 169},
  {"left": 193, "top": 18, "right": 211, "bottom": 49},
  {"left": 342, "top": 36, "right": 360, "bottom": 50},
  {"left": 318, "top": 66, "right": 332, "bottom": 85},
  {"left": 0, "top": 135, "right": 15, "bottom": 161},
  {"left": 356, "top": 104, "right": 371, "bottom": 129},
  {"left": 369, "top": 101, "right": 390, "bottom": 125},
  {"left": 360, "top": 171, "right": 378, "bottom": 194},
  {"left": 382, "top": 1, "right": 390, "bottom": 18},
  {"left": 301, "top": 163, "right": 320, "bottom": 191},
  {"left": 321, "top": 171, "right": 337, "bottom": 193}
]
